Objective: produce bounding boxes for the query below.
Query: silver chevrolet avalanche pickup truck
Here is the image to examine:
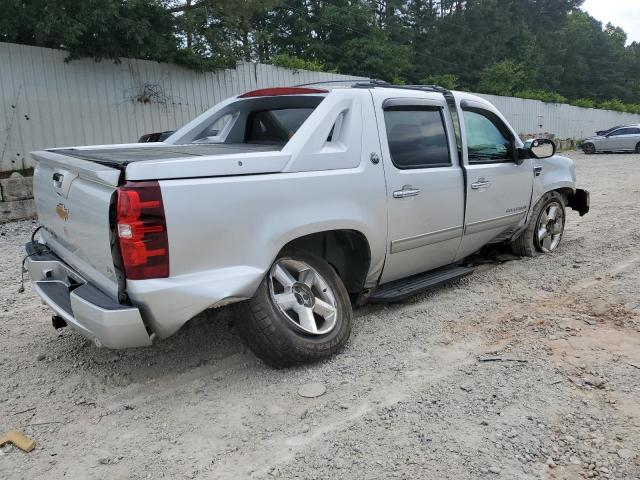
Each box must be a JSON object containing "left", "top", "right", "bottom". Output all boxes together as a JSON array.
[{"left": 25, "top": 82, "right": 589, "bottom": 367}]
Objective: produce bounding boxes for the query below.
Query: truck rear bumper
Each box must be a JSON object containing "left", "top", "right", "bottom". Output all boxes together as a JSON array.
[{"left": 25, "top": 242, "right": 152, "bottom": 348}]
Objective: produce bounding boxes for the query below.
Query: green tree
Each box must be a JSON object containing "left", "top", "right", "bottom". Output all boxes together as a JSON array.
[
  {"left": 0, "top": 0, "right": 177, "bottom": 62},
  {"left": 570, "top": 98, "right": 595, "bottom": 108},
  {"left": 3, "top": 0, "right": 640, "bottom": 106},
  {"left": 599, "top": 98, "right": 627, "bottom": 112},
  {"left": 478, "top": 60, "right": 526, "bottom": 96},
  {"left": 514, "top": 90, "right": 568, "bottom": 104},
  {"left": 421, "top": 74, "right": 458, "bottom": 89},
  {"left": 271, "top": 53, "right": 328, "bottom": 72}
]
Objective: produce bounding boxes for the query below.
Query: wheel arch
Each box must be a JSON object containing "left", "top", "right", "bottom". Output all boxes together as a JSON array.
[
  {"left": 518, "top": 183, "right": 571, "bottom": 238},
  {"left": 554, "top": 186, "right": 574, "bottom": 203},
  {"left": 510, "top": 189, "right": 568, "bottom": 256},
  {"left": 278, "top": 229, "right": 372, "bottom": 294},
  {"left": 547, "top": 186, "right": 589, "bottom": 216},
  {"left": 530, "top": 180, "right": 574, "bottom": 213}
]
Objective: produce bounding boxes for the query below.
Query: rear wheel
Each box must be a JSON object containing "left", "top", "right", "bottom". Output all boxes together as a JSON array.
[
  {"left": 635, "top": 142, "right": 640, "bottom": 154},
  {"left": 511, "top": 192, "right": 566, "bottom": 257},
  {"left": 582, "top": 143, "right": 595, "bottom": 155},
  {"left": 234, "top": 252, "right": 352, "bottom": 368}
]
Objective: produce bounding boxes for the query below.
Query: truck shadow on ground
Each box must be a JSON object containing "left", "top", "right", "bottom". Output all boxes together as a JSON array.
[
  {"left": 43, "top": 305, "right": 248, "bottom": 386},
  {"left": 42, "top": 245, "right": 520, "bottom": 386}
]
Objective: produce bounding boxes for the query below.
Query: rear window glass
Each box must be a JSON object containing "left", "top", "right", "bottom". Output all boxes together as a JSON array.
[
  {"left": 383, "top": 109, "right": 450, "bottom": 168},
  {"left": 247, "top": 108, "right": 315, "bottom": 144},
  {"left": 193, "top": 112, "right": 237, "bottom": 143}
]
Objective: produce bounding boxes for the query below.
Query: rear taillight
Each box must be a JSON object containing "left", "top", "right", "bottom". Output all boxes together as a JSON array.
[{"left": 116, "top": 181, "right": 169, "bottom": 280}]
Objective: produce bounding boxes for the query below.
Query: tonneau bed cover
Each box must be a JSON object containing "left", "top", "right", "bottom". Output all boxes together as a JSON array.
[{"left": 51, "top": 144, "right": 282, "bottom": 167}]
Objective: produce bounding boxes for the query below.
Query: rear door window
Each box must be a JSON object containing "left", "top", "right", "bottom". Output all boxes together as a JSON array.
[
  {"left": 383, "top": 108, "right": 451, "bottom": 169},
  {"left": 247, "top": 108, "right": 315, "bottom": 144}
]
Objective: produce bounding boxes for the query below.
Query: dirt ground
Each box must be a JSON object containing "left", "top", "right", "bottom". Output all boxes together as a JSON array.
[{"left": 1, "top": 152, "right": 639, "bottom": 480}]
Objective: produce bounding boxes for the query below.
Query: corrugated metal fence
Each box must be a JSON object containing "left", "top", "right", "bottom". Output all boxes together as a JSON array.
[
  {"left": 3, "top": 41, "right": 640, "bottom": 172},
  {"left": 476, "top": 93, "right": 640, "bottom": 141},
  {"left": 0, "top": 42, "right": 364, "bottom": 172}
]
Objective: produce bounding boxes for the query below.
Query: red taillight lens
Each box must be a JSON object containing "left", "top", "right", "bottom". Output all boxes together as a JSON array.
[{"left": 116, "top": 181, "right": 169, "bottom": 280}]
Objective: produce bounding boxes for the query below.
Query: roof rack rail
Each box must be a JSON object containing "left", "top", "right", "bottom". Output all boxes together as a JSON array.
[
  {"left": 294, "top": 79, "right": 372, "bottom": 87},
  {"left": 403, "top": 84, "right": 449, "bottom": 92},
  {"left": 350, "top": 79, "right": 391, "bottom": 88},
  {"left": 295, "top": 79, "right": 450, "bottom": 94}
]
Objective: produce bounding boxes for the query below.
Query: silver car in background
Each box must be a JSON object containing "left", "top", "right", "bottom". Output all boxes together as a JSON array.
[{"left": 582, "top": 125, "right": 640, "bottom": 154}]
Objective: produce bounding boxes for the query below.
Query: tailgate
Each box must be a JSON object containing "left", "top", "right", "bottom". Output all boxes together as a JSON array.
[{"left": 31, "top": 150, "right": 122, "bottom": 298}]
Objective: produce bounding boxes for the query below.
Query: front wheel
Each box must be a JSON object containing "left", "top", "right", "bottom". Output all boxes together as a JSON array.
[
  {"left": 582, "top": 143, "right": 595, "bottom": 155},
  {"left": 511, "top": 192, "right": 566, "bottom": 257},
  {"left": 234, "top": 252, "right": 352, "bottom": 368},
  {"left": 635, "top": 142, "right": 640, "bottom": 154}
]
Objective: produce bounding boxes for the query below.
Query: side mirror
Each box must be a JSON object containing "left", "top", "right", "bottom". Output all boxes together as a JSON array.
[{"left": 526, "top": 138, "right": 555, "bottom": 159}]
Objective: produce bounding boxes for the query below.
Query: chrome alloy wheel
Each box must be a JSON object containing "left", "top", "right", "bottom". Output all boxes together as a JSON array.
[
  {"left": 268, "top": 259, "right": 338, "bottom": 335},
  {"left": 535, "top": 201, "right": 564, "bottom": 253}
]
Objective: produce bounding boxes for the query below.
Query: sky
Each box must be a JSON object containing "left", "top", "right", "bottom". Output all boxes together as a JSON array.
[{"left": 582, "top": 0, "right": 640, "bottom": 44}]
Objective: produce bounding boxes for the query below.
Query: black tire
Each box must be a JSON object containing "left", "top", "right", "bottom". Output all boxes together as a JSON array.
[
  {"left": 635, "top": 142, "right": 640, "bottom": 154},
  {"left": 582, "top": 143, "right": 595, "bottom": 155},
  {"left": 511, "top": 191, "right": 566, "bottom": 257},
  {"left": 233, "top": 252, "right": 352, "bottom": 368}
]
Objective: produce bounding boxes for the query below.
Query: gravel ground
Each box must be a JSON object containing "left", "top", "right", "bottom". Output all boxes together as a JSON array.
[{"left": 1, "top": 152, "right": 639, "bottom": 480}]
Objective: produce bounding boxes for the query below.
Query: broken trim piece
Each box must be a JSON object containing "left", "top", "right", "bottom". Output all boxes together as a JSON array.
[{"left": 567, "top": 189, "right": 590, "bottom": 216}]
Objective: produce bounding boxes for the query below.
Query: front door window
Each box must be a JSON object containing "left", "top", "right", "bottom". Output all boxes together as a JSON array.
[{"left": 462, "top": 109, "right": 514, "bottom": 163}]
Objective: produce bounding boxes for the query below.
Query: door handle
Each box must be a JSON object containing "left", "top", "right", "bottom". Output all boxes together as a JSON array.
[
  {"left": 393, "top": 185, "right": 421, "bottom": 198},
  {"left": 470, "top": 178, "right": 491, "bottom": 189}
]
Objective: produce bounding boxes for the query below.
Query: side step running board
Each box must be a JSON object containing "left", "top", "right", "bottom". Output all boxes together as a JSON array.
[{"left": 369, "top": 264, "right": 474, "bottom": 303}]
